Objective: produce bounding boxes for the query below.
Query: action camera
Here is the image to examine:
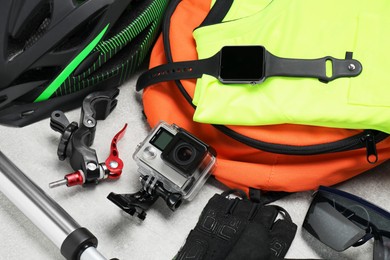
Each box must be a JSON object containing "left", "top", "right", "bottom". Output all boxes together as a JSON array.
[
  {"left": 133, "top": 121, "right": 216, "bottom": 201},
  {"left": 108, "top": 121, "right": 216, "bottom": 220}
]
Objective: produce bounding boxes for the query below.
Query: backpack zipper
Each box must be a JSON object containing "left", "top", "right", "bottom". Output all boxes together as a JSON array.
[
  {"left": 214, "top": 126, "right": 387, "bottom": 162},
  {"left": 362, "top": 130, "right": 379, "bottom": 164}
]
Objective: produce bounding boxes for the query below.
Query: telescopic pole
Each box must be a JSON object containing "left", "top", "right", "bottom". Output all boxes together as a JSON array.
[{"left": 0, "top": 151, "right": 108, "bottom": 260}]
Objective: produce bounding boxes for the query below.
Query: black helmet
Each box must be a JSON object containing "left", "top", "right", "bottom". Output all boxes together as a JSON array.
[{"left": 0, "top": 0, "right": 168, "bottom": 126}]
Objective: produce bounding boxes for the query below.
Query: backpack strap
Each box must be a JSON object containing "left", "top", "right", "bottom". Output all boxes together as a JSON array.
[
  {"left": 199, "top": 0, "right": 234, "bottom": 27},
  {"left": 162, "top": 0, "right": 233, "bottom": 64},
  {"left": 249, "top": 188, "right": 292, "bottom": 205}
]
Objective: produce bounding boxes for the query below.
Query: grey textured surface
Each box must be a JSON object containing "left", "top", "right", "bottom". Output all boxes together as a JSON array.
[{"left": 0, "top": 73, "right": 389, "bottom": 260}]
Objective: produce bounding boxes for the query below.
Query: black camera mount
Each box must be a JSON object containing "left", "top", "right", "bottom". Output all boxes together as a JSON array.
[
  {"left": 107, "top": 175, "right": 182, "bottom": 220},
  {"left": 49, "top": 88, "right": 127, "bottom": 188}
]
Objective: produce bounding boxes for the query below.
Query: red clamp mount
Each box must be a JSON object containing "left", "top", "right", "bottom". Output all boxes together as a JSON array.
[{"left": 49, "top": 88, "right": 127, "bottom": 188}]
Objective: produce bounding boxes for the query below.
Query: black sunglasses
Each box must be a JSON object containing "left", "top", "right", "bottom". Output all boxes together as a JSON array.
[{"left": 303, "top": 186, "right": 390, "bottom": 260}]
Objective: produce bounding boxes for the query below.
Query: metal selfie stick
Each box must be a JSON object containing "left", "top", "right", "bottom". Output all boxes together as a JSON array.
[{"left": 0, "top": 151, "right": 109, "bottom": 260}]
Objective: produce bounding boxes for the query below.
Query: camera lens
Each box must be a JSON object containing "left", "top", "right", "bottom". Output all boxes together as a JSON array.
[
  {"left": 173, "top": 143, "right": 196, "bottom": 166},
  {"left": 177, "top": 146, "right": 192, "bottom": 161},
  {"left": 161, "top": 131, "right": 208, "bottom": 176}
]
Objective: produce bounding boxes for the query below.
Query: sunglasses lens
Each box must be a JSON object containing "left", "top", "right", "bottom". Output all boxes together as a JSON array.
[
  {"left": 303, "top": 200, "right": 366, "bottom": 251},
  {"left": 304, "top": 186, "right": 390, "bottom": 258}
]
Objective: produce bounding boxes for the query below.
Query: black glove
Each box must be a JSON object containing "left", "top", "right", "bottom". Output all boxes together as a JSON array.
[{"left": 175, "top": 190, "right": 297, "bottom": 260}]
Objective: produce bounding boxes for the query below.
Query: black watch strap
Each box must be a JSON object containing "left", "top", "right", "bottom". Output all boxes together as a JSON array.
[
  {"left": 136, "top": 53, "right": 220, "bottom": 91},
  {"left": 265, "top": 51, "right": 362, "bottom": 83},
  {"left": 136, "top": 46, "right": 363, "bottom": 91}
]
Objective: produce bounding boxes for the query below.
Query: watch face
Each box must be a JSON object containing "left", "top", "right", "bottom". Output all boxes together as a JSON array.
[{"left": 219, "top": 45, "right": 265, "bottom": 84}]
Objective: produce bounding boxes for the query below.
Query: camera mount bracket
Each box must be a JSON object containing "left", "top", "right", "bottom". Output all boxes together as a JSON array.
[
  {"left": 49, "top": 88, "right": 127, "bottom": 188},
  {"left": 107, "top": 175, "right": 182, "bottom": 220}
]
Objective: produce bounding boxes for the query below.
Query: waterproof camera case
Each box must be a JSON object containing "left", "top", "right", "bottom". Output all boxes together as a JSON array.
[
  {"left": 107, "top": 121, "right": 216, "bottom": 220},
  {"left": 134, "top": 121, "right": 216, "bottom": 200}
]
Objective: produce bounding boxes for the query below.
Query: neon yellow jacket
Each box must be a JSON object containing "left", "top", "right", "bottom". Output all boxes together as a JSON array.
[{"left": 192, "top": 0, "right": 390, "bottom": 133}]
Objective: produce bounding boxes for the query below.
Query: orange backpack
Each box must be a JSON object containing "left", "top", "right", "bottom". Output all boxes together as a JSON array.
[{"left": 141, "top": 0, "right": 390, "bottom": 193}]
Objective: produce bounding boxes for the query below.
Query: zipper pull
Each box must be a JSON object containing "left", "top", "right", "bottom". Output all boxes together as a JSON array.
[{"left": 362, "top": 131, "right": 378, "bottom": 164}]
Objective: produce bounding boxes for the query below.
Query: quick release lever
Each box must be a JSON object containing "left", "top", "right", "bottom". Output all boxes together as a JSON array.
[{"left": 49, "top": 88, "right": 127, "bottom": 188}]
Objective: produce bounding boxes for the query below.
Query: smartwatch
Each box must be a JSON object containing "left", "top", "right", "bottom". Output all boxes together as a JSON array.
[{"left": 136, "top": 45, "right": 362, "bottom": 91}]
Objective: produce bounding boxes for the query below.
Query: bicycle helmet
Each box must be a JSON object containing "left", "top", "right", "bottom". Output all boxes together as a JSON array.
[{"left": 0, "top": 0, "right": 169, "bottom": 126}]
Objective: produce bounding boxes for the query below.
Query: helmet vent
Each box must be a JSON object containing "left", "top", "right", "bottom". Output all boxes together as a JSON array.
[
  {"left": 0, "top": 95, "right": 7, "bottom": 105},
  {"left": 53, "top": 12, "right": 101, "bottom": 52},
  {"left": 11, "top": 67, "right": 60, "bottom": 86},
  {"left": 7, "top": 2, "right": 51, "bottom": 61},
  {"left": 24, "top": 18, "right": 51, "bottom": 50},
  {"left": 106, "top": 0, "right": 148, "bottom": 38},
  {"left": 72, "top": 0, "right": 88, "bottom": 6}
]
